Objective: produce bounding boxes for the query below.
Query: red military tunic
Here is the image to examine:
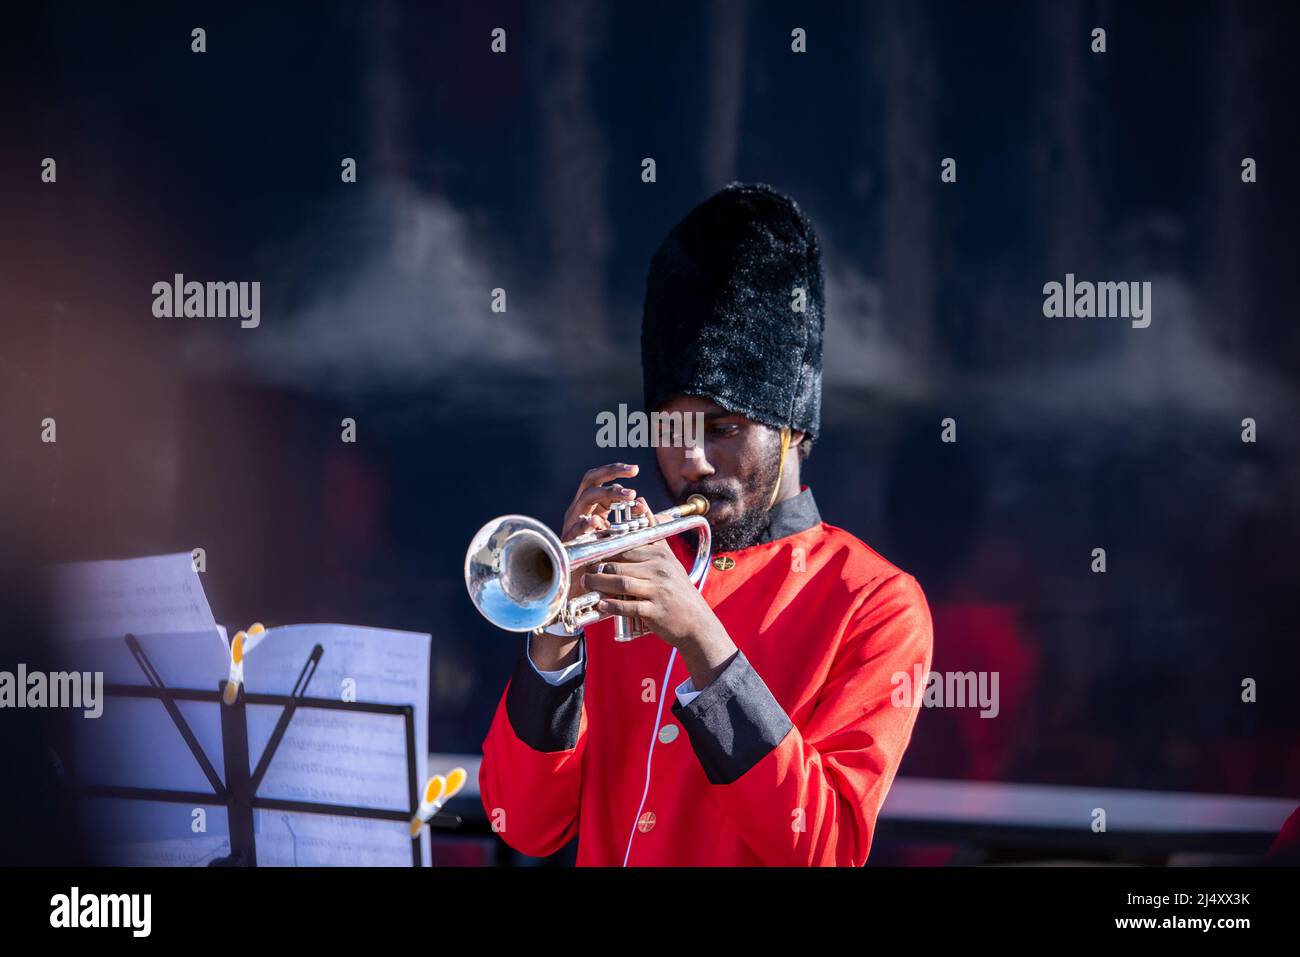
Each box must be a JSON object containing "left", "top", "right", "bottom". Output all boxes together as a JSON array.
[{"left": 479, "top": 487, "right": 933, "bottom": 865}]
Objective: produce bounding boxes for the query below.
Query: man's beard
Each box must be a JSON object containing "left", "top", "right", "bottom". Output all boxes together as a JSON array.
[
  {"left": 660, "top": 442, "right": 782, "bottom": 553},
  {"left": 707, "top": 495, "right": 774, "bottom": 552}
]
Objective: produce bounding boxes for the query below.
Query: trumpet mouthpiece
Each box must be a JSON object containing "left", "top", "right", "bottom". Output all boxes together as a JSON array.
[{"left": 683, "top": 494, "right": 710, "bottom": 516}]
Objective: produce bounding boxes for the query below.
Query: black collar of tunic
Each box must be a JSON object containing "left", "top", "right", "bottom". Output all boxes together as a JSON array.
[{"left": 758, "top": 486, "right": 821, "bottom": 544}]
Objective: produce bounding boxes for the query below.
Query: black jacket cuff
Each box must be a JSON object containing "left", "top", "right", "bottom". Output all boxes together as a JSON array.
[
  {"left": 505, "top": 637, "right": 585, "bottom": 752},
  {"left": 670, "top": 649, "right": 792, "bottom": 785}
]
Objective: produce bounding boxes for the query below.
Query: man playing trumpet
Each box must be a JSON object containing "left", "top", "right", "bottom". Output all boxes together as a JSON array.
[{"left": 480, "top": 183, "right": 933, "bottom": 866}]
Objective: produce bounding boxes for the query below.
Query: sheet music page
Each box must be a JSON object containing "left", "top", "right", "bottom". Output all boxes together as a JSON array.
[
  {"left": 50, "top": 552, "right": 216, "bottom": 641},
  {"left": 242, "top": 624, "right": 432, "bottom": 866}
]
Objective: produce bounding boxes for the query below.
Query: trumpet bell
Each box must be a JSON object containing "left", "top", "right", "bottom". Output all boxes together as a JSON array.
[{"left": 464, "top": 515, "right": 571, "bottom": 633}]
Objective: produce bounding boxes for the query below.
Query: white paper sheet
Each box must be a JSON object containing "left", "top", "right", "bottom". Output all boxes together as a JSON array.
[
  {"left": 50, "top": 552, "right": 215, "bottom": 642},
  {"left": 242, "top": 624, "right": 432, "bottom": 866}
]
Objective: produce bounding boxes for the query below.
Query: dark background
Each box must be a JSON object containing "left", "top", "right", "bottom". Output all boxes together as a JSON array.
[{"left": 2, "top": 0, "right": 1297, "bottom": 810}]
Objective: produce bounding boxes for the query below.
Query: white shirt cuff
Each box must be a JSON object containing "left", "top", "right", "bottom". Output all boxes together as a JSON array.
[
  {"left": 526, "top": 632, "right": 586, "bottom": 686},
  {"left": 675, "top": 676, "right": 702, "bottom": 707}
]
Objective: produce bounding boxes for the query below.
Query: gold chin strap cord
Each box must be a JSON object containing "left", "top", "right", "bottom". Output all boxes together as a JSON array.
[{"left": 767, "top": 427, "right": 792, "bottom": 510}]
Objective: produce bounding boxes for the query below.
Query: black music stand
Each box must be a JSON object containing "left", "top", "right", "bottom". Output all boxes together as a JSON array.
[{"left": 75, "top": 633, "right": 458, "bottom": 867}]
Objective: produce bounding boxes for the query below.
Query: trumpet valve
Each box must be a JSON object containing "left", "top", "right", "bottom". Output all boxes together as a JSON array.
[{"left": 608, "top": 499, "right": 643, "bottom": 533}]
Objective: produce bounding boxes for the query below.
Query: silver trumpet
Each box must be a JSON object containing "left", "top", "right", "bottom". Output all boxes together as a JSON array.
[{"left": 465, "top": 494, "right": 712, "bottom": 641}]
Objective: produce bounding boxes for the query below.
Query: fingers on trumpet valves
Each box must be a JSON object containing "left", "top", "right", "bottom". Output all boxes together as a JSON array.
[
  {"left": 609, "top": 497, "right": 651, "bottom": 531},
  {"left": 606, "top": 496, "right": 644, "bottom": 531},
  {"left": 575, "top": 481, "right": 637, "bottom": 518},
  {"left": 633, "top": 496, "right": 656, "bottom": 526}
]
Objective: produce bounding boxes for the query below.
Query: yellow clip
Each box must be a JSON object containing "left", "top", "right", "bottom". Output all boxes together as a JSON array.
[
  {"left": 408, "top": 767, "right": 469, "bottom": 836},
  {"left": 223, "top": 622, "right": 269, "bottom": 705}
]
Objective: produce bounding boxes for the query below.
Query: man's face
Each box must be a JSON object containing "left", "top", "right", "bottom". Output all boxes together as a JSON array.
[{"left": 653, "top": 395, "right": 785, "bottom": 553}]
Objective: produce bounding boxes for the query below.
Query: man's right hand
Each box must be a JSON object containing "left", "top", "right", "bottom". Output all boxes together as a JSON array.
[{"left": 528, "top": 463, "right": 652, "bottom": 671}]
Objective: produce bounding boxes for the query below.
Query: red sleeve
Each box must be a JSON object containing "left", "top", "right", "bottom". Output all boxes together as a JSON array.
[
  {"left": 672, "top": 572, "right": 934, "bottom": 866},
  {"left": 478, "top": 638, "right": 588, "bottom": 858}
]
